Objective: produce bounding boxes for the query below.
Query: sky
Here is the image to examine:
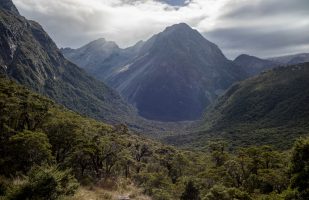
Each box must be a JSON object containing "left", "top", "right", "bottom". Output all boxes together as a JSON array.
[{"left": 13, "top": 0, "right": 309, "bottom": 59}]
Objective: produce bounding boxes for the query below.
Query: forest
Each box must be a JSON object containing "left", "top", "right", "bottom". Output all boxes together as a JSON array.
[{"left": 0, "top": 76, "right": 308, "bottom": 200}]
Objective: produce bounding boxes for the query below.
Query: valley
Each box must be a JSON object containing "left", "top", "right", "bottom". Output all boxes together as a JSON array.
[{"left": 0, "top": 0, "right": 309, "bottom": 199}]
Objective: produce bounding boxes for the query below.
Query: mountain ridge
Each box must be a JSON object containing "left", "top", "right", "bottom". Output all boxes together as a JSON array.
[
  {"left": 233, "top": 54, "right": 279, "bottom": 76},
  {"left": 267, "top": 53, "right": 309, "bottom": 65},
  {"left": 0, "top": 2, "right": 137, "bottom": 125},
  {"left": 63, "top": 23, "right": 247, "bottom": 122}
]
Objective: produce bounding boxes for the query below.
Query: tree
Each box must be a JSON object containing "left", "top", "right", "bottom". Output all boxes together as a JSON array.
[
  {"left": 224, "top": 160, "right": 243, "bottom": 188},
  {"left": 44, "top": 119, "right": 82, "bottom": 163},
  {"left": 133, "top": 143, "right": 152, "bottom": 173},
  {"left": 181, "top": 181, "right": 201, "bottom": 200},
  {"left": 6, "top": 165, "right": 78, "bottom": 200},
  {"left": 168, "top": 153, "right": 188, "bottom": 183},
  {"left": 205, "top": 184, "right": 229, "bottom": 200},
  {"left": 208, "top": 141, "right": 228, "bottom": 167},
  {"left": 290, "top": 137, "right": 309, "bottom": 200},
  {"left": 9, "top": 130, "right": 53, "bottom": 173}
]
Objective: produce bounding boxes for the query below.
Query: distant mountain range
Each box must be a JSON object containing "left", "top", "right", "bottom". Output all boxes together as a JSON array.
[
  {"left": 268, "top": 53, "right": 309, "bottom": 65},
  {"left": 0, "top": 0, "right": 135, "bottom": 124},
  {"left": 233, "top": 53, "right": 309, "bottom": 76},
  {"left": 63, "top": 23, "right": 247, "bottom": 121}
]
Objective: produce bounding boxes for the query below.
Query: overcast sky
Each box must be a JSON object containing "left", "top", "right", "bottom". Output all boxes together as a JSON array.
[{"left": 13, "top": 0, "right": 309, "bottom": 59}]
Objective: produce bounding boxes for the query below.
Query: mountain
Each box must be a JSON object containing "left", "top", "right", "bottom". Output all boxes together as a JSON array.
[
  {"left": 233, "top": 54, "right": 279, "bottom": 76},
  {"left": 0, "top": 0, "right": 135, "bottom": 124},
  {"left": 61, "top": 39, "right": 144, "bottom": 81},
  {"left": 63, "top": 23, "right": 247, "bottom": 122},
  {"left": 166, "top": 62, "right": 309, "bottom": 149},
  {"left": 268, "top": 53, "right": 309, "bottom": 65},
  {"left": 0, "top": 0, "right": 19, "bottom": 15},
  {"left": 61, "top": 38, "right": 120, "bottom": 72}
]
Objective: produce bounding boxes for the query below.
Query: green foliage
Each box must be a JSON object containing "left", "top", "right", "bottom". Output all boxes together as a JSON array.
[
  {"left": 180, "top": 181, "right": 201, "bottom": 200},
  {"left": 0, "top": 76, "right": 308, "bottom": 200},
  {"left": 9, "top": 130, "right": 53, "bottom": 172},
  {"left": 204, "top": 185, "right": 230, "bottom": 200},
  {"left": 152, "top": 188, "right": 173, "bottom": 200},
  {"left": 6, "top": 165, "right": 78, "bottom": 200},
  {"left": 170, "top": 63, "right": 309, "bottom": 149},
  {"left": 204, "top": 185, "right": 251, "bottom": 200},
  {"left": 290, "top": 137, "right": 309, "bottom": 200},
  {"left": 208, "top": 141, "right": 229, "bottom": 167}
]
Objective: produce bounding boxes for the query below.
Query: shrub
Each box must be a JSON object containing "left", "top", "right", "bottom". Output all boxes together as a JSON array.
[{"left": 6, "top": 165, "right": 79, "bottom": 200}]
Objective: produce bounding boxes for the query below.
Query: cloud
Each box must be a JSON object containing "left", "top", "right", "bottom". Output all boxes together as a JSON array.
[
  {"left": 13, "top": 0, "right": 309, "bottom": 59},
  {"left": 205, "top": 0, "right": 309, "bottom": 58}
]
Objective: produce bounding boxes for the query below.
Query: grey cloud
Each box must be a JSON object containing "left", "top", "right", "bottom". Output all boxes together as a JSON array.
[
  {"left": 13, "top": 0, "right": 309, "bottom": 58},
  {"left": 204, "top": 24, "right": 309, "bottom": 59},
  {"left": 206, "top": 0, "right": 309, "bottom": 59},
  {"left": 158, "top": 0, "right": 188, "bottom": 6},
  {"left": 222, "top": 0, "right": 309, "bottom": 19}
]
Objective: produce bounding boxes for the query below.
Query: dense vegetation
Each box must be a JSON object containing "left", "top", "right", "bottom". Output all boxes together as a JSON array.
[
  {"left": 167, "top": 63, "right": 309, "bottom": 149},
  {"left": 0, "top": 76, "right": 308, "bottom": 200}
]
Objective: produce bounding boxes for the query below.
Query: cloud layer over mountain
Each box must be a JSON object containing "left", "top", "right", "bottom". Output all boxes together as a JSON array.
[{"left": 13, "top": 0, "right": 309, "bottom": 58}]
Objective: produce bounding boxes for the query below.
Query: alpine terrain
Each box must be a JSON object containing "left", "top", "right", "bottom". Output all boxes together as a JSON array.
[
  {"left": 63, "top": 23, "right": 247, "bottom": 121},
  {"left": 0, "top": 0, "right": 135, "bottom": 124}
]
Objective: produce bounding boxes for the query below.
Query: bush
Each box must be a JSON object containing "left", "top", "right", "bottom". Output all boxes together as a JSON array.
[
  {"left": 9, "top": 130, "right": 53, "bottom": 173},
  {"left": 204, "top": 185, "right": 251, "bottom": 200},
  {"left": 6, "top": 165, "right": 79, "bottom": 200},
  {"left": 152, "top": 188, "right": 173, "bottom": 200}
]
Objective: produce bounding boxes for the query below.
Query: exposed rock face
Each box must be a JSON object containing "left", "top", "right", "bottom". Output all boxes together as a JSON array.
[
  {"left": 61, "top": 39, "right": 144, "bottom": 81},
  {"left": 64, "top": 23, "right": 247, "bottom": 121},
  {"left": 0, "top": 0, "right": 19, "bottom": 15},
  {"left": 0, "top": 1, "right": 135, "bottom": 124}
]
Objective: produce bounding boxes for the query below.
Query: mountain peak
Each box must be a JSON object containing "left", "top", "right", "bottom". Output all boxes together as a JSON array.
[
  {"left": 164, "top": 23, "right": 193, "bottom": 33},
  {"left": 94, "top": 38, "right": 107, "bottom": 43},
  {"left": 234, "top": 54, "right": 257, "bottom": 61},
  {"left": 169, "top": 22, "right": 191, "bottom": 29},
  {"left": 82, "top": 38, "right": 119, "bottom": 51},
  {"left": 0, "top": 0, "right": 19, "bottom": 15}
]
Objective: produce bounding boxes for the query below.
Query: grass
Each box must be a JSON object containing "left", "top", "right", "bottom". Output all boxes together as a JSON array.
[{"left": 68, "top": 178, "right": 151, "bottom": 200}]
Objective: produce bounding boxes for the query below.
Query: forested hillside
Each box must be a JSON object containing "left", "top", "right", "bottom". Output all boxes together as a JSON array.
[
  {"left": 0, "top": 76, "right": 308, "bottom": 200},
  {"left": 166, "top": 63, "right": 309, "bottom": 149}
]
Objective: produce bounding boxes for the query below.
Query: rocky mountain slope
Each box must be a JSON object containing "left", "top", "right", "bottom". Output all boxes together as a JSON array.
[
  {"left": 64, "top": 23, "right": 247, "bottom": 122},
  {"left": 0, "top": 0, "right": 135, "bottom": 124}
]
